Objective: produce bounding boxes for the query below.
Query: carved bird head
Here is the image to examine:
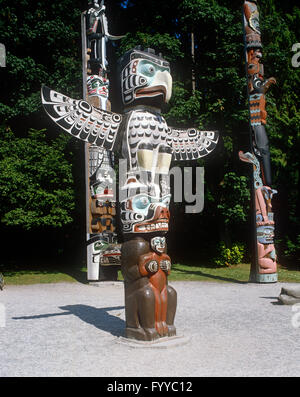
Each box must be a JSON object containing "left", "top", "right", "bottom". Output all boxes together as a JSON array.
[{"left": 118, "top": 46, "right": 172, "bottom": 109}]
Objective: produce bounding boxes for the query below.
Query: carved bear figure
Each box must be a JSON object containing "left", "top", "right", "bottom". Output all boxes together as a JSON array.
[{"left": 121, "top": 236, "right": 177, "bottom": 341}]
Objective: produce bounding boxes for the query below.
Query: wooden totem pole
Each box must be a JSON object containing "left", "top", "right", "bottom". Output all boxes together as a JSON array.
[
  {"left": 81, "top": 1, "right": 123, "bottom": 281},
  {"left": 41, "top": 3, "right": 219, "bottom": 341},
  {"left": 240, "top": 0, "right": 278, "bottom": 283},
  {"left": 116, "top": 47, "right": 219, "bottom": 340}
]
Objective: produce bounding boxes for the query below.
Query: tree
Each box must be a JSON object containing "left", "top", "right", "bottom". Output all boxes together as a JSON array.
[
  {"left": 0, "top": 126, "right": 75, "bottom": 230},
  {"left": 0, "top": 0, "right": 299, "bottom": 266},
  {"left": 0, "top": 0, "right": 84, "bottom": 249}
]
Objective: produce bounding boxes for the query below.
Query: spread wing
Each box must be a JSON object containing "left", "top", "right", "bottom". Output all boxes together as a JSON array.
[
  {"left": 166, "top": 127, "right": 219, "bottom": 161},
  {"left": 41, "top": 86, "right": 123, "bottom": 151}
]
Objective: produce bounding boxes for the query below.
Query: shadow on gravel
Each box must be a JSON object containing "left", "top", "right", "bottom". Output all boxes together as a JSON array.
[
  {"left": 60, "top": 305, "right": 125, "bottom": 336},
  {"left": 13, "top": 305, "right": 125, "bottom": 337},
  {"left": 259, "top": 296, "right": 282, "bottom": 305}
]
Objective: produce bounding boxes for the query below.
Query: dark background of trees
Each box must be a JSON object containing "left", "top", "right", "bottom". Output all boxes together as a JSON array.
[{"left": 0, "top": 0, "right": 299, "bottom": 269}]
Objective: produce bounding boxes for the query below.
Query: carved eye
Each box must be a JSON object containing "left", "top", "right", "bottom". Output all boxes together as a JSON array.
[
  {"left": 78, "top": 100, "right": 92, "bottom": 113},
  {"left": 133, "top": 195, "right": 150, "bottom": 210},
  {"left": 162, "top": 196, "right": 171, "bottom": 207},
  {"left": 141, "top": 63, "right": 156, "bottom": 77}
]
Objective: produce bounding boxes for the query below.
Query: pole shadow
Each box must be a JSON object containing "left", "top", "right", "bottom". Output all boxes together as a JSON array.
[{"left": 13, "top": 305, "right": 126, "bottom": 337}]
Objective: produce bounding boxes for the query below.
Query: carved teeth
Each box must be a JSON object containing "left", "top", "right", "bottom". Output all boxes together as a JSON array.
[{"left": 136, "top": 222, "right": 168, "bottom": 232}]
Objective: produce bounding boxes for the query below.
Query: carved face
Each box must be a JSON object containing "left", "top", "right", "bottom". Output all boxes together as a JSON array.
[
  {"left": 87, "top": 75, "right": 109, "bottom": 98},
  {"left": 120, "top": 192, "right": 171, "bottom": 234},
  {"left": 151, "top": 236, "right": 166, "bottom": 254},
  {"left": 119, "top": 48, "right": 172, "bottom": 107},
  {"left": 257, "top": 225, "right": 274, "bottom": 244},
  {"left": 90, "top": 167, "right": 114, "bottom": 199}
]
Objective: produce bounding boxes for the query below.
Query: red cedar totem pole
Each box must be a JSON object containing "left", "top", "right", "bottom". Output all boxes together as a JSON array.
[
  {"left": 81, "top": 1, "right": 124, "bottom": 282},
  {"left": 240, "top": 0, "right": 278, "bottom": 283},
  {"left": 41, "top": 0, "right": 219, "bottom": 340}
]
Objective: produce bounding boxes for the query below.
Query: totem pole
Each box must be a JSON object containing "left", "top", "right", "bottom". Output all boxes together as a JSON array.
[
  {"left": 41, "top": 8, "right": 219, "bottom": 340},
  {"left": 240, "top": 0, "right": 278, "bottom": 283},
  {"left": 116, "top": 46, "right": 218, "bottom": 341},
  {"left": 81, "top": 1, "right": 124, "bottom": 281}
]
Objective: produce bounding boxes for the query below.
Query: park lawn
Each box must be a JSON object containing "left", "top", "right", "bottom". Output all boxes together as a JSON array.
[
  {"left": 1, "top": 262, "right": 299, "bottom": 285},
  {"left": 0, "top": 263, "right": 87, "bottom": 285},
  {"left": 169, "top": 263, "right": 300, "bottom": 283},
  {"left": 1, "top": 268, "right": 82, "bottom": 285}
]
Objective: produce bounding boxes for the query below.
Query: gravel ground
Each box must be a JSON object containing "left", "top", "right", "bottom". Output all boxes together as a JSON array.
[{"left": 0, "top": 281, "right": 299, "bottom": 377}]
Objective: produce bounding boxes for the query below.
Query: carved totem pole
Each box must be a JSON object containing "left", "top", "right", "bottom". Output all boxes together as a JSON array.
[
  {"left": 240, "top": 0, "right": 278, "bottom": 282},
  {"left": 41, "top": 1, "right": 219, "bottom": 340},
  {"left": 116, "top": 47, "right": 218, "bottom": 341},
  {"left": 82, "top": 1, "right": 124, "bottom": 281}
]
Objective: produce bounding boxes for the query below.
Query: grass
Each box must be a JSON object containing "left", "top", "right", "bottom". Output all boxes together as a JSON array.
[
  {"left": 2, "top": 270, "right": 80, "bottom": 285},
  {"left": 1, "top": 262, "right": 299, "bottom": 286},
  {"left": 170, "top": 263, "right": 300, "bottom": 283},
  {"left": 0, "top": 263, "right": 87, "bottom": 285},
  {"left": 169, "top": 263, "right": 251, "bottom": 283}
]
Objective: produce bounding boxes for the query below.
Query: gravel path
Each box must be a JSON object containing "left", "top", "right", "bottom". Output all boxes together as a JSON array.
[{"left": 0, "top": 281, "right": 299, "bottom": 377}]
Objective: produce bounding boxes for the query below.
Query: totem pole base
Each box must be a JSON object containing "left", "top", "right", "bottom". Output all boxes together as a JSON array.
[
  {"left": 124, "top": 324, "right": 177, "bottom": 342},
  {"left": 99, "top": 265, "right": 120, "bottom": 281},
  {"left": 121, "top": 237, "right": 177, "bottom": 342},
  {"left": 87, "top": 263, "right": 119, "bottom": 282},
  {"left": 255, "top": 273, "right": 278, "bottom": 283},
  {"left": 116, "top": 334, "right": 190, "bottom": 349}
]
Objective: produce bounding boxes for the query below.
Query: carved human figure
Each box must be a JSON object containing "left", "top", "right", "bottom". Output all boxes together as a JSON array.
[{"left": 138, "top": 236, "right": 174, "bottom": 337}]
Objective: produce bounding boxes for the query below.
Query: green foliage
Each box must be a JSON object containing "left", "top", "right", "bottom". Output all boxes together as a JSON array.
[
  {"left": 0, "top": 0, "right": 299, "bottom": 265},
  {"left": 215, "top": 242, "right": 245, "bottom": 267},
  {"left": 165, "top": 82, "right": 204, "bottom": 127},
  {"left": 283, "top": 235, "right": 300, "bottom": 263},
  {"left": 0, "top": 0, "right": 83, "bottom": 120},
  {"left": 217, "top": 172, "right": 250, "bottom": 225},
  {"left": 0, "top": 126, "right": 75, "bottom": 230},
  {"left": 118, "top": 32, "right": 183, "bottom": 62}
]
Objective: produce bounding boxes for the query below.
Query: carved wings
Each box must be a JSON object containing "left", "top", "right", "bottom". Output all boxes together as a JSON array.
[
  {"left": 166, "top": 127, "right": 219, "bottom": 161},
  {"left": 41, "top": 86, "right": 123, "bottom": 151},
  {"left": 41, "top": 86, "right": 219, "bottom": 159}
]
